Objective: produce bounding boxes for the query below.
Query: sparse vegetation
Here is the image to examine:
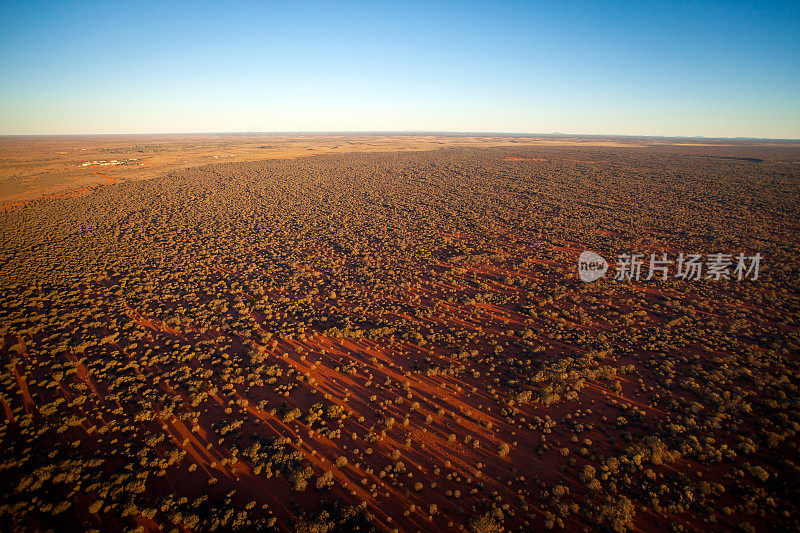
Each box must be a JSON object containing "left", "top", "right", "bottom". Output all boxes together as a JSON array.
[{"left": 0, "top": 139, "right": 799, "bottom": 531}]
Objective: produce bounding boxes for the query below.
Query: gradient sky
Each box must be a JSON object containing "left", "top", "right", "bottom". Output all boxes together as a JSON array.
[{"left": 1, "top": 1, "right": 798, "bottom": 137}]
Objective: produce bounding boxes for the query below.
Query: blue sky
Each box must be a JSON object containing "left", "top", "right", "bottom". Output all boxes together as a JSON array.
[{"left": 0, "top": 1, "right": 798, "bottom": 137}]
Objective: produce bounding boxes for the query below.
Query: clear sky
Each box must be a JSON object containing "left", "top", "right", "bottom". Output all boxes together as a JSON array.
[{"left": 1, "top": 1, "right": 798, "bottom": 138}]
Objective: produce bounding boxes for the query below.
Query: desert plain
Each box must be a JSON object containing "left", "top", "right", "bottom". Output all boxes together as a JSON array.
[{"left": 0, "top": 133, "right": 799, "bottom": 532}]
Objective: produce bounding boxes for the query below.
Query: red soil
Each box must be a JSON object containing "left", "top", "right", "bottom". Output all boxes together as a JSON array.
[{"left": 1, "top": 167, "right": 118, "bottom": 209}]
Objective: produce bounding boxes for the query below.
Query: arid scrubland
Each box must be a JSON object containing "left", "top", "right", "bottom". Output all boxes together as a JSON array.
[{"left": 1, "top": 143, "right": 799, "bottom": 532}]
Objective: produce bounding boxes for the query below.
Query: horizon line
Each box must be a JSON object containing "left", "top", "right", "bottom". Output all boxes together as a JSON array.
[{"left": 1, "top": 130, "right": 799, "bottom": 142}]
